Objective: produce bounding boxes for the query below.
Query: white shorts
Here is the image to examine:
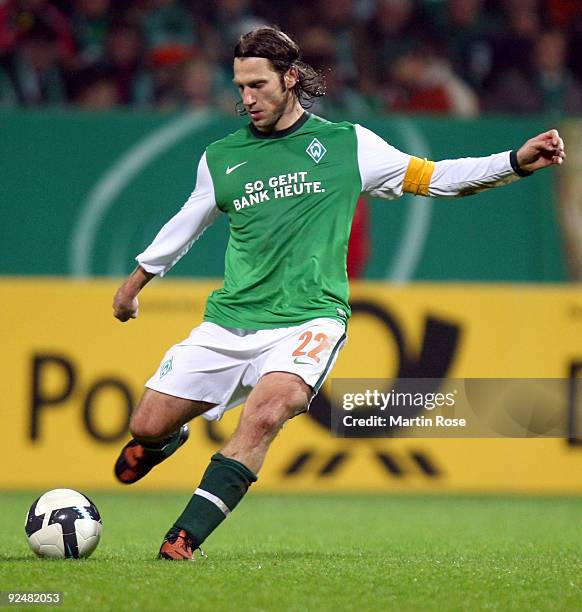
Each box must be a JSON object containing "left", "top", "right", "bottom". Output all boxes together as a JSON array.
[{"left": 145, "top": 317, "right": 347, "bottom": 421}]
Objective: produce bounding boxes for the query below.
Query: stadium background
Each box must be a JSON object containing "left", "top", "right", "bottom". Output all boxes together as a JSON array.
[{"left": 2, "top": 0, "right": 582, "bottom": 496}]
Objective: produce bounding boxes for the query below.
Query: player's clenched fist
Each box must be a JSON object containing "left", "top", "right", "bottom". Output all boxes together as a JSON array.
[
  {"left": 113, "top": 289, "right": 139, "bottom": 322},
  {"left": 112, "top": 266, "right": 154, "bottom": 322},
  {"left": 516, "top": 129, "right": 566, "bottom": 174}
]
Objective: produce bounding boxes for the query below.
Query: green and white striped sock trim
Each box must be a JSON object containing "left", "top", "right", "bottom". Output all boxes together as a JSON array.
[{"left": 194, "top": 488, "right": 231, "bottom": 516}]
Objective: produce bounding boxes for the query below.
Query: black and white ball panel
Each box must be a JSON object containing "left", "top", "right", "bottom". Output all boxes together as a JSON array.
[{"left": 25, "top": 489, "right": 102, "bottom": 559}]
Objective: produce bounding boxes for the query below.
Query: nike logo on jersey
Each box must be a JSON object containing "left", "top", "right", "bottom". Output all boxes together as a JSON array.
[{"left": 226, "top": 161, "right": 248, "bottom": 174}]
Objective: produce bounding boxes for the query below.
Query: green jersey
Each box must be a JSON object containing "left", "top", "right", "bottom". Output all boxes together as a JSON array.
[
  {"left": 203, "top": 113, "right": 360, "bottom": 328},
  {"left": 137, "top": 112, "right": 519, "bottom": 329}
]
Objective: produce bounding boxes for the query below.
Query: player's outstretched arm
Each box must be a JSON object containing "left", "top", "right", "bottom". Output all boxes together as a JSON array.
[
  {"left": 112, "top": 266, "right": 154, "bottom": 322},
  {"left": 355, "top": 124, "right": 566, "bottom": 200},
  {"left": 515, "top": 129, "right": 566, "bottom": 174}
]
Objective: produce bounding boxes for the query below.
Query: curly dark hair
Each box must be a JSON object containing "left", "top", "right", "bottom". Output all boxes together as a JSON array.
[{"left": 233, "top": 26, "right": 326, "bottom": 114}]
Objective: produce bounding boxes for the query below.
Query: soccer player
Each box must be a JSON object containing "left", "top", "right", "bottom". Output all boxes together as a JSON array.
[{"left": 111, "top": 27, "right": 566, "bottom": 560}]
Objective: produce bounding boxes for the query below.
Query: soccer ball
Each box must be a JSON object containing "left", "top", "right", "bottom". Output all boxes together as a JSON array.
[{"left": 25, "top": 489, "right": 102, "bottom": 559}]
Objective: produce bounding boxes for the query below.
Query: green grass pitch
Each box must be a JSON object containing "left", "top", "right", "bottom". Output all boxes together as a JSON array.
[{"left": 2, "top": 491, "right": 582, "bottom": 611}]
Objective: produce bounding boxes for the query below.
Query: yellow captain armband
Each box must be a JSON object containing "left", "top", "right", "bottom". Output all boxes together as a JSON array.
[{"left": 402, "top": 156, "right": 436, "bottom": 196}]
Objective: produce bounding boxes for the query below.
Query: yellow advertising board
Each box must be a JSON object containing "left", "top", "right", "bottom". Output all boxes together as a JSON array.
[{"left": 2, "top": 278, "right": 582, "bottom": 492}]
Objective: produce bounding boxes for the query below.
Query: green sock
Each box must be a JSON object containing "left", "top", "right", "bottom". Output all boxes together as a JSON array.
[{"left": 174, "top": 453, "right": 257, "bottom": 546}]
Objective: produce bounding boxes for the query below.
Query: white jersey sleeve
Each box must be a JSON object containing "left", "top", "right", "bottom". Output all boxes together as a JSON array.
[
  {"left": 136, "top": 152, "right": 220, "bottom": 276},
  {"left": 355, "top": 123, "right": 521, "bottom": 199}
]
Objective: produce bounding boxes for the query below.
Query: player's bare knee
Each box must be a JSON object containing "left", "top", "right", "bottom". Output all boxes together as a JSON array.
[
  {"left": 246, "top": 394, "right": 304, "bottom": 436},
  {"left": 260, "top": 374, "right": 311, "bottom": 415},
  {"left": 273, "top": 388, "right": 309, "bottom": 419},
  {"left": 287, "top": 387, "right": 310, "bottom": 415}
]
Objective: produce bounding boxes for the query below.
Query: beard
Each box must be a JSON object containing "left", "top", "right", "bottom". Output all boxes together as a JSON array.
[{"left": 258, "top": 88, "right": 295, "bottom": 132}]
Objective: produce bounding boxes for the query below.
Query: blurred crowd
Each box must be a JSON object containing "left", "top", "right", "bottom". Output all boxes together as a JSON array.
[{"left": 2, "top": 0, "right": 582, "bottom": 116}]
